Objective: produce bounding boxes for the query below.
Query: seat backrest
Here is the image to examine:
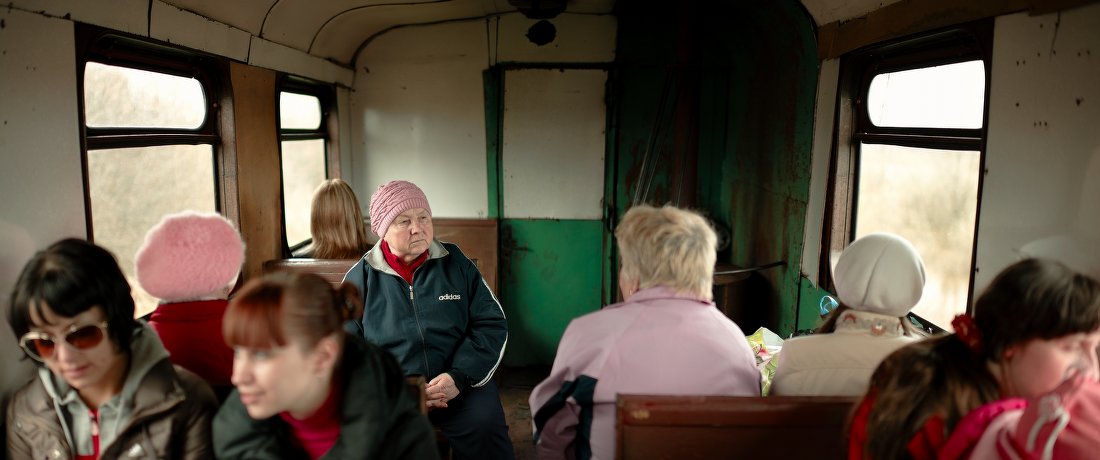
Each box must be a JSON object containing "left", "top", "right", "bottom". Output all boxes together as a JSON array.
[
  {"left": 616, "top": 394, "right": 858, "bottom": 460},
  {"left": 262, "top": 258, "right": 360, "bottom": 288},
  {"left": 433, "top": 218, "right": 498, "bottom": 293},
  {"left": 263, "top": 219, "right": 498, "bottom": 293}
]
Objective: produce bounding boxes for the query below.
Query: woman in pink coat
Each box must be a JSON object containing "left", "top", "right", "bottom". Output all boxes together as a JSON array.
[{"left": 529, "top": 204, "right": 760, "bottom": 460}]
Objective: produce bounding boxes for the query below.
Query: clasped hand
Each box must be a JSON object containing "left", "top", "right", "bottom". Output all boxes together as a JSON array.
[{"left": 425, "top": 372, "right": 460, "bottom": 410}]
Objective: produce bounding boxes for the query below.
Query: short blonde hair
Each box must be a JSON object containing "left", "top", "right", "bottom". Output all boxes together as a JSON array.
[
  {"left": 615, "top": 205, "right": 717, "bottom": 299},
  {"left": 309, "top": 179, "right": 371, "bottom": 259}
]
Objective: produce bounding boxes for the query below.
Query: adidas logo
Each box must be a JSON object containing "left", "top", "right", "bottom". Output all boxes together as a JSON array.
[{"left": 438, "top": 294, "right": 462, "bottom": 301}]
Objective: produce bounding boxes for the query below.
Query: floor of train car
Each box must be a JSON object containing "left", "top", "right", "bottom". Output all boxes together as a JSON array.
[{"left": 496, "top": 365, "right": 550, "bottom": 460}]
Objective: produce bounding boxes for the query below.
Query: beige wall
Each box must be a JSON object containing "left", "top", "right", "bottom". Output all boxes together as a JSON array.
[
  {"left": 0, "top": 7, "right": 85, "bottom": 417},
  {"left": 800, "top": 4, "right": 1100, "bottom": 296},
  {"left": 976, "top": 3, "right": 1100, "bottom": 290},
  {"left": 349, "top": 12, "right": 616, "bottom": 219}
]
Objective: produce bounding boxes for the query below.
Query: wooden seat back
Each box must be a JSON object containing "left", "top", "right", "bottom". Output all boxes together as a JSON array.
[
  {"left": 433, "top": 218, "right": 498, "bottom": 293},
  {"left": 616, "top": 394, "right": 858, "bottom": 460},
  {"left": 262, "top": 219, "right": 497, "bottom": 293},
  {"left": 262, "top": 258, "right": 360, "bottom": 288}
]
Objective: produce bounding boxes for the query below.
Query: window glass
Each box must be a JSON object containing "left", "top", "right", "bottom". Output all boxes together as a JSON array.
[
  {"left": 84, "top": 62, "right": 206, "bottom": 129},
  {"left": 280, "top": 92, "right": 322, "bottom": 130},
  {"left": 281, "top": 139, "right": 326, "bottom": 247},
  {"left": 852, "top": 144, "right": 980, "bottom": 327},
  {"left": 87, "top": 145, "right": 217, "bottom": 317},
  {"left": 867, "top": 60, "right": 985, "bottom": 129}
]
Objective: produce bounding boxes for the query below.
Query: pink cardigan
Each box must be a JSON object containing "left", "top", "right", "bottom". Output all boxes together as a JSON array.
[{"left": 529, "top": 287, "right": 761, "bottom": 460}]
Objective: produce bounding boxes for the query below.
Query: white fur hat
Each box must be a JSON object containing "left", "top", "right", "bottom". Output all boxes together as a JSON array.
[{"left": 834, "top": 233, "right": 926, "bottom": 317}]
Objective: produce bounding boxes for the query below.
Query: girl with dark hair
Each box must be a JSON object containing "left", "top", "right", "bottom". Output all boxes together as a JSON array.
[
  {"left": 213, "top": 271, "right": 438, "bottom": 460},
  {"left": 850, "top": 258, "right": 1100, "bottom": 459},
  {"left": 6, "top": 238, "right": 217, "bottom": 459}
]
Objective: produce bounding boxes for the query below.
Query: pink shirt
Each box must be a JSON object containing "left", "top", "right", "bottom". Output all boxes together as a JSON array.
[{"left": 529, "top": 287, "right": 761, "bottom": 460}]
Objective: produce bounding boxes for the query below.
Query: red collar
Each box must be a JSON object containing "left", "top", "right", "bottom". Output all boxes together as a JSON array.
[
  {"left": 280, "top": 379, "right": 343, "bottom": 459},
  {"left": 381, "top": 240, "right": 428, "bottom": 284}
]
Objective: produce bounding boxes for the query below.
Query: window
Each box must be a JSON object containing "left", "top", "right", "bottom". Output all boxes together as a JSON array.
[
  {"left": 278, "top": 80, "right": 332, "bottom": 251},
  {"left": 825, "top": 25, "right": 991, "bottom": 330},
  {"left": 80, "top": 29, "right": 222, "bottom": 318}
]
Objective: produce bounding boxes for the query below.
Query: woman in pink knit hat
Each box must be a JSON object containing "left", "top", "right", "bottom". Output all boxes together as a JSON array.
[
  {"left": 343, "top": 179, "right": 513, "bottom": 460},
  {"left": 135, "top": 211, "right": 244, "bottom": 400}
]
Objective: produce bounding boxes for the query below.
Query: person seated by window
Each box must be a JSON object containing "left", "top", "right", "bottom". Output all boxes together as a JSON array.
[
  {"left": 849, "top": 258, "right": 1100, "bottom": 459},
  {"left": 528, "top": 204, "right": 760, "bottom": 460},
  {"left": 6, "top": 238, "right": 217, "bottom": 459},
  {"left": 293, "top": 178, "right": 372, "bottom": 259},
  {"left": 342, "top": 179, "right": 512, "bottom": 460},
  {"left": 213, "top": 272, "right": 439, "bottom": 460},
  {"left": 771, "top": 233, "right": 926, "bottom": 396},
  {"left": 135, "top": 211, "right": 243, "bottom": 400}
]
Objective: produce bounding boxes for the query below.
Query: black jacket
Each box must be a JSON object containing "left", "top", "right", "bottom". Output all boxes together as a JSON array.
[
  {"left": 343, "top": 240, "right": 507, "bottom": 391},
  {"left": 212, "top": 335, "right": 439, "bottom": 460}
]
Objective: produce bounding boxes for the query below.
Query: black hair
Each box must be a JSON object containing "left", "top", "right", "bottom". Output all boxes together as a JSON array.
[
  {"left": 8, "top": 238, "right": 136, "bottom": 356},
  {"left": 860, "top": 258, "right": 1100, "bottom": 459}
]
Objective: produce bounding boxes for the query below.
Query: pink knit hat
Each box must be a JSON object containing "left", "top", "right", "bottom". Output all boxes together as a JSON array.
[
  {"left": 369, "top": 180, "right": 432, "bottom": 237},
  {"left": 135, "top": 211, "right": 244, "bottom": 301}
]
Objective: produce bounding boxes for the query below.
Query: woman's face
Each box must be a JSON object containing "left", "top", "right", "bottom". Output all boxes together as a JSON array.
[
  {"left": 1002, "top": 329, "right": 1100, "bottom": 399},
  {"left": 27, "top": 304, "right": 126, "bottom": 399},
  {"left": 231, "top": 339, "right": 325, "bottom": 419},
  {"left": 383, "top": 207, "right": 433, "bottom": 262}
]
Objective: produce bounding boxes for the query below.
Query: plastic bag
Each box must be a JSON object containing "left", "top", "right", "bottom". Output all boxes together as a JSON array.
[{"left": 746, "top": 327, "right": 784, "bottom": 395}]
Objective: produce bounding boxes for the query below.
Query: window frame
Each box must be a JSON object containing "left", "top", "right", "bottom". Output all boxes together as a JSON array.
[
  {"left": 821, "top": 21, "right": 994, "bottom": 329},
  {"left": 276, "top": 75, "right": 339, "bottom": 255},
  {"left": 75, "top": 24, "right": 228, "bottom": 240},
  {"left": 77, "top": 26, "right": 224, "bottom": 151}
]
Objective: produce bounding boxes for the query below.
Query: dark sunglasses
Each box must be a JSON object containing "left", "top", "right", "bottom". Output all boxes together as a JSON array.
[{"left": 18, "top": 321, "right": 109, "bottom": 362}]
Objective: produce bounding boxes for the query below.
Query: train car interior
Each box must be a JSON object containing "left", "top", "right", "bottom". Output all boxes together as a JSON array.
[{"left": 2, "top": 0, "right": 1099, "bottom": 458}]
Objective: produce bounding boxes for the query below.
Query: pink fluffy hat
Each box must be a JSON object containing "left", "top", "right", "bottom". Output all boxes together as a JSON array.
[{"left": 135, "top": 211, "right": 245, "bottom": 301}]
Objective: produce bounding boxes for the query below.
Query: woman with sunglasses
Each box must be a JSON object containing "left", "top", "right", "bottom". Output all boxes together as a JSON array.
[{"left": 5, "top": 238, "right": 217, "bottom": 460}]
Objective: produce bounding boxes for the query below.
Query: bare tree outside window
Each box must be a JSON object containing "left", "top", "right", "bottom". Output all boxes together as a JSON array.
[
  {"left": 84, "top": 63, "right": 215, "bottom": 318},
  {"left": 841, "top": 59, "right": 986, "bottom": 330},
  {"left": 855, "top": 145, "right": 980, "bottom": 327},
  {"left": 279, "top": 91, "right": 327, "bottom": 249}
]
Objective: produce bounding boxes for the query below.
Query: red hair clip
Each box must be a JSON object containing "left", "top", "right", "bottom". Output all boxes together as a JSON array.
[{"left": 952, "top": 314, "right": 983, "bottom": 356}]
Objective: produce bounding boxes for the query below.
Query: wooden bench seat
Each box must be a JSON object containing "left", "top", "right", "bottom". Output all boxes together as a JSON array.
[
  {"left": 262, "top": 258, "right": 360, "bottom": 288},
  {"left": 263, "top": 218, "right": 498, "bottom": 293},
  {"left": 616, "top": 394, "right": 858, "bottom": 459}
]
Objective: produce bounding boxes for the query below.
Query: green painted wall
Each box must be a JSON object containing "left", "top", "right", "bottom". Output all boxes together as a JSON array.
[
  {"left": 499, "top": 219, "right": 605, "bottom": 366},
  {"left": 797, "top": 276, "right": 834, "bottom": 333},
  {"left": 721, "top": 2, "right": 818, "bottom": 336},
  {"left": 483, "top": 68, "right": 502, "bottom": 219},
  {"left": 491, "top": 0, "right": 820, "bottom": 366},
  {"left": 613, "top": 0, "right": 818, "bottom": 336}
]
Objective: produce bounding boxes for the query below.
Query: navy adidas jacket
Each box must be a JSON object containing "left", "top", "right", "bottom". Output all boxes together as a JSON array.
[{"left": 342, "top": 240, "right": 507, "bottom": 390}]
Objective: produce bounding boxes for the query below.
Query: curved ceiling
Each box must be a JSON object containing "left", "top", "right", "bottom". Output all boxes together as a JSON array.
[{"left": 160, "top": 0, "right": 894, "bottom": 66}]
